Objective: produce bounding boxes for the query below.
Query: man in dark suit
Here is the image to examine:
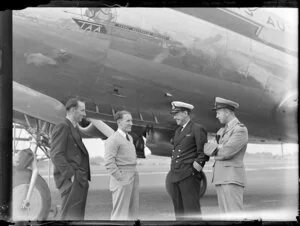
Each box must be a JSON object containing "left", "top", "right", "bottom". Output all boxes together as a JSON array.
[
  {"left": 50, "top": 98, "right": 91, "bottom": 220},
  {"left": 166, "top": 101, "right": 209, "bottom": 220}
]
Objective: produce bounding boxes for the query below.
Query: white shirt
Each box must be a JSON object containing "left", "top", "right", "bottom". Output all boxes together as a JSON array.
[
  {"left": 226, "top": 117, "right": 238, "bottom": 128},
  {"left": 117, "top": 128, "right": 130, "bottom": 141},
  {"left": 181, "top": 119, "right": 190, "bottom": 131},
  {"left": 66, "top": 117, "right": 77, "bottom": 128}
]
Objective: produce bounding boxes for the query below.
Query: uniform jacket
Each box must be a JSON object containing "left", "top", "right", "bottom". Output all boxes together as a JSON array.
[
  {"left": 212, "top": 118, "right": 248, "bottom": 187},
  {"left": 104, "top": 131, "right": 138, "bottom": 191},
  {"left": 50, "top": 119, "right": 91, "bottom": 194},
  {"left": 170, "top": 121, "right": 209, "bottom": 182}
]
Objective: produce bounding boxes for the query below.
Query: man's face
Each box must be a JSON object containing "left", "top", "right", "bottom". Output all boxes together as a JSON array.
[
  {"left": 72, "top": 101, "right": 86, "bottom": 123},
  {"left": 118, "top": 113, "right": 133, "bottom": 132},
  {"left": 216, "top": 108, "right": 228, "bottom": 124},
  {"left": 173, "top": 111, "right": 188, "bottom": 126}
]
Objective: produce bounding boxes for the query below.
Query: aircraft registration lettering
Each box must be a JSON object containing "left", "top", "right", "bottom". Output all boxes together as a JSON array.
[
  {"left": 73, "top": 18, "right": 169, "bottom": 41},
  {"left": 266, "top": 16, "right": 285, "bottom": 31},
  {"left": 225, "top": 8, "right": 286, "bottom": 32},
  {"left": 73, "top": 18, "right": 108, "bottom": 34}
]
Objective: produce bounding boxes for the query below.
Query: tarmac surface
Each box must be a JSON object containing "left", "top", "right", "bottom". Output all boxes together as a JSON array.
[{"left": 41, "top": 158, "right": 298, "bottom": 221}]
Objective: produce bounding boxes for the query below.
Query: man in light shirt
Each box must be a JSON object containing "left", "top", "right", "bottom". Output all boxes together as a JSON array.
[
  {"left": 104, "top": 110, "right": 139, "bottom": 220},
  {"left": 206, "top": 97, "right": 248, "bottom": 214}
]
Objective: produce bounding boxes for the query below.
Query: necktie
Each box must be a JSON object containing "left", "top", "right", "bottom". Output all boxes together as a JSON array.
[{"left": 126, "top": 133, "right": 130, "bottom": 141}]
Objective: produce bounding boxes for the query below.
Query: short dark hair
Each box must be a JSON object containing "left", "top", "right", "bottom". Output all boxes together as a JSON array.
[
  {"left": 114, "top": 110, "right": 131, "bottom": 121},
  {"left": 219, "top": 108, "right": 235, "bottom": 114},
  {"left": 178, "top": 109, "right": 191, "bottom": 116},
  {"left": 184, "top": 109, "right": 191, "bottom": 115},
  {"left": 65, "top": 98, "right": 83, "bottom": 111}
]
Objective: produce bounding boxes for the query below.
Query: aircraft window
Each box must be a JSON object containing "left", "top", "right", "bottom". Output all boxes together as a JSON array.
[
  {"left": 129, "top": 110, "right": 141, "bottom": 122},
  {"left": 111, "top": 105, "right": 125, "bottom": 114},
  {"left": 140, "top": 111, "right": 155, "bottom": 122},
  {"left": 97, "top": 103, "right": 114, "bottom": 116},
  {"left": 85, "top": 102, "right": 97, "bottom": 113}
]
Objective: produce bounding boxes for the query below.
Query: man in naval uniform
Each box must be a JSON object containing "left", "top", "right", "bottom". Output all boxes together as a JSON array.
[
  {"left": 166, "top": 101, "right": 209, "bottom": 220},
  {"left": 204, "top": 97, "right": 248, "bottom": 215}
]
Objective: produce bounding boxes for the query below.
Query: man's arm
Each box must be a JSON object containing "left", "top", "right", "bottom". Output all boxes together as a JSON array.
[
  {"left": 50, "top": 124, "right": 75, "bottom": 180},
  {"left": 193, "top": 125, "right": 209, "bottom": 170},
  {"left": 215, "top": 126, "right": 248, "bottom": 160},
  {"left": 104, "top": 137, "right": 122, "bottom": 181}
]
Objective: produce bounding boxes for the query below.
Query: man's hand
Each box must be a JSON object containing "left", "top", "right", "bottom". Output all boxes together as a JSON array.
[
  {"left": 204, "top": 142, "right": 218, "bottom": 156},
  {"left": 71, "top": 175, "right": 74, "bottom": 183},
  {"left": 193, "top": 161, "right": 202, "bottom": 172},
  {"left": 210, "top": 138, "right": 218, "bottom": 144}
]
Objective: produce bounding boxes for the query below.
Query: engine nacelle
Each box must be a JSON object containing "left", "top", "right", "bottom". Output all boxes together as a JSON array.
[
  {"left": 78, "top": 118, "right": 114, "bottom": 139},
  {"left": 143, "top": 125, "right": 174, "bottom": 157},
  {"left": 146, "top": 141, "right": 173, "bottom": 157}
]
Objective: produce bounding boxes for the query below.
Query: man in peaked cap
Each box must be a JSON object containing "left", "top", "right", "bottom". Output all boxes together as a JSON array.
[
  {"left": 166, "top": 101, "right": 209, "bottom": 220},
  {"left": 206, "top": 97, "right": 248, "bottom": 215}
]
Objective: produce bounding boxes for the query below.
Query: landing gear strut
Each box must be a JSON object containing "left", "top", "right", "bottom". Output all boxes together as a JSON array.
[{"left": 12, "top": 114, "right": 55, "bottom": 220}]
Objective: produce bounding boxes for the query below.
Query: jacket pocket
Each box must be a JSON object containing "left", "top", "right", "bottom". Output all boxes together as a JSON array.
[{"left": 60, "top": 179, "right": 73, "bottom": 196}]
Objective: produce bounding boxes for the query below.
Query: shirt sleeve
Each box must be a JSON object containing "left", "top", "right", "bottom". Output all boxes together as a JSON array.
[
  {"left": 193, "top": 124, "right": 209, "bottom": 166},
  {"left": 216, "top": 126, "right": 248, "bottom": 160}
]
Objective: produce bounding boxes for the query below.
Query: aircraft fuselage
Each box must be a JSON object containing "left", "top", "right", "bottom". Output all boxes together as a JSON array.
[{"left": 12, "top": 8, "right": 298, "bottom": 144}]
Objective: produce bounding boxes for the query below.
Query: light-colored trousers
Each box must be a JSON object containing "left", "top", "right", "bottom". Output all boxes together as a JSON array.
[
  {"left": 215, "top": 184, "right": 244, "bottom": 214},
  {"left": 110, "top": 171, "right": 139, "bottom": 220}
]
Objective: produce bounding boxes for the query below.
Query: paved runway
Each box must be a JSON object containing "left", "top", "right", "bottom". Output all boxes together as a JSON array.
[{"left": 43, "top": 158, "right": 298, "bottom": 221}]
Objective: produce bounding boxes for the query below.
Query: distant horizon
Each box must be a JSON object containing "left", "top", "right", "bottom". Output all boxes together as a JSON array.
[
  {"left": 82, "top": 139, "right": 298, "bottom": 158},
  {"left": 13, "top": 128, "right": 298, "bottom": 158}
]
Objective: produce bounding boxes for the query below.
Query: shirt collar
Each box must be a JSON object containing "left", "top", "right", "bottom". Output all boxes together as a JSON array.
[
  {"left": 182, "top": 119, "right": 190, "bottom": 129},
  {"left": 227, "top": 117, "right": 238, "bottom": 128},
  {"left": 117, "top": 128, "right": 127, "bottom": 138},
  {"left": 66, "top": 117, "right": 77, "bottom": 128}
]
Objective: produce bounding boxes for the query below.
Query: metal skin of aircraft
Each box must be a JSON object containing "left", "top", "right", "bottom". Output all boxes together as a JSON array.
[{"left": 11, "top": 7, "right": 297, "bottom": 221}]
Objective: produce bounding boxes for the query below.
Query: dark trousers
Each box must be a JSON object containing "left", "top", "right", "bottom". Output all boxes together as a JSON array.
[
  {"left": 166, "top": 172, "right": 201, "bottom": 220},
  {"left": 60, "top": 176, "right": 89, "bottom": 220}
]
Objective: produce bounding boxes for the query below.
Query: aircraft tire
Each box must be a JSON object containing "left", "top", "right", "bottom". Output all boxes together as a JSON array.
[{"left": 12, "top": 167, "right": 51, "bottom": 221}]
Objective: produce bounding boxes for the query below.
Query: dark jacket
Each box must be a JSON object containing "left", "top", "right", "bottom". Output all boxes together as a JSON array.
[
  {"left": 169, "top": 120, "right": 209, "bottom": 182},
  {"left": 50, "top": 119, "right": 90, "bottom": 193}
]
